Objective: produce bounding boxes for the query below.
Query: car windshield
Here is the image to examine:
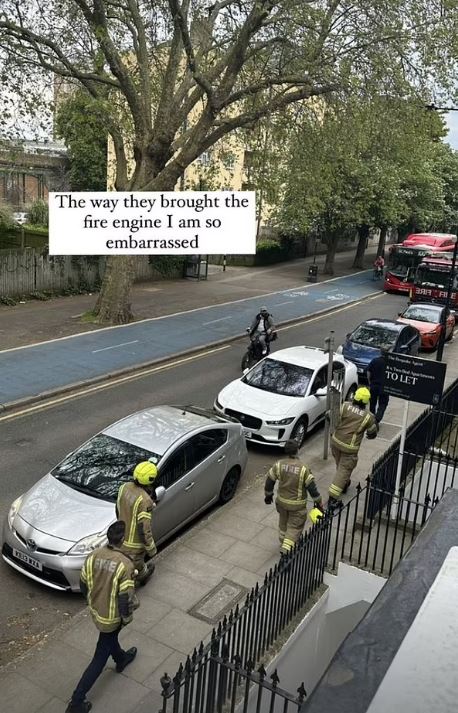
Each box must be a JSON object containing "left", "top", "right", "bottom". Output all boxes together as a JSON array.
[
  {"left": 51, "top": 434, "right": 161, "bottom": 502},
  {"left": 243, "top": 358, "right": 313, "bottom": 397},
  {"left": 350, "top": 324, "right": 398, "bottom": 348},
  {"left": 403, "top": 306, "right": 441, "bottom": 324}
]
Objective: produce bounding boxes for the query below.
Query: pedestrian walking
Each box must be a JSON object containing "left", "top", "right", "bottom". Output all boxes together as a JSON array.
[
  {"left": 66, "top": 521, "right": 137, "bottom": 713},
  {"left": 367, "top": 348, "right": 390, "bottom": 423},
  {"left": 264, "top": 439, "right": 323, "bottom": 555},
  {"left": 328, "top": 387, "right": 378, "bottom": 510},
  {"left": 116, "top": 461, "right": 158, "bottom": 586}
]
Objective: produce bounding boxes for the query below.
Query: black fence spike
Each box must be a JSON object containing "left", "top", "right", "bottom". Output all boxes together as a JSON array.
[
  {"left": 221, "top": 643, "right": 230, "bottom": 662},
  {"left": 233, "top": 654, "right": 242, "bottom": 669},
  {"left": 246, "top": 658, "right": 254, "bottom": 675},
  {"left": 356, "top": 482, "right": 362, "bottom": 493},
  {"left": 160, "top": 673, "right": 172, "bottom": 693},
  {"left": 257, "top": 664, "right": 267, "bottom": 680},
  {"left": 198, "top": 641, "right": 204, "bottom": 655},
  {"left": 297, "top": 683, "right": 307, "bottom": 702},
  {"left": 270, "top": 669, "right": 280, "bottom": 688}
]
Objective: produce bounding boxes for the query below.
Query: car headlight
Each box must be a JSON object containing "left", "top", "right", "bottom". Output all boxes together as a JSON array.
[
  {"left": 266, "top": 417, "right": 295, "bottom": 425},
  {"left": 7, "top": 495, "right": 23, "bottom": 529},
  {"left": 336, "top": 345, "right": 343, "bottom": 354},
  {"left": 67, "top": 531, "right": 108, "bottom": 556}
]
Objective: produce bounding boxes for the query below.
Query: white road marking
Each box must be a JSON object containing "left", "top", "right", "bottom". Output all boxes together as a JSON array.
[
  {"left": 273, "top": 301, "right": 295, "bottom": 307},
  {"left": 277, "top": 293, "right": 383, "bottom": 333},
  {"left": 92, "top": 340, "right": 139, "bottom": 353},
  {"left": 203, "top": 316, "right": 232, "bottom": 325},
  {"left": 0, "top": 345, "right": 231, "bottom": 423},
  {"left": 382, "top": 421, "right": 403, "bottom": 427}
]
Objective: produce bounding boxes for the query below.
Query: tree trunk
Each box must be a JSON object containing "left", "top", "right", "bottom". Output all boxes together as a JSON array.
[
  {"left": 377, "top": 225, "right": 388, "bottom": 258},
  {"left": 93, "top": 256, "right": 137, "bottom": 324},
  {"left": 324, "top": 233, "right": 339, "bottom": 274},
  {"left": 353, "top": 224, "right": 370, "bottom": 269}
]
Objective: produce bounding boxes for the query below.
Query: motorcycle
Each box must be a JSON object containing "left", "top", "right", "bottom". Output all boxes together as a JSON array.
[{"left": 241, "top": 329, "right": 278, "bottom": 371}]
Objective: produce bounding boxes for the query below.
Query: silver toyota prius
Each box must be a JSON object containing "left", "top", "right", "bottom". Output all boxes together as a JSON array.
[{"left": 2, "top": 405, "right": 247, "bottom": 592}]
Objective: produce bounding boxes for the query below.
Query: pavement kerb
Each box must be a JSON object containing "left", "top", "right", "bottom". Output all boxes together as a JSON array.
[{"left": 0, "top": 289, "right": 382, "bottom": 416}]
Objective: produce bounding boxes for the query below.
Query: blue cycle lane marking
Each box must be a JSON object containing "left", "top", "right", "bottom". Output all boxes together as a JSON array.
[{"left": 0, "top": 271, "right": 380, "bottom": 405}]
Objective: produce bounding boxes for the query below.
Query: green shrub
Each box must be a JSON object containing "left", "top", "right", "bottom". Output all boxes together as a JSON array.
[
  {"left": 255, "top": 239, "right": 289, "bottom": 265},
  {"left": 27, "top": 199, "right": 49, "bottom": 227},
  {"left": 0, "top": 203, "right": 15, "bottom": 232},
  {"left": 148, "top": 255, "right": 186, "bottom": 278}
]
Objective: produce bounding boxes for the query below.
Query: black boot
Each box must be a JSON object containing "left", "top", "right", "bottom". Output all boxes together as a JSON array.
[
  {"left": 116, "top": 647, "right": 138, "bottom": 673},
  {"left": 327, "top": 497, "right": 342, "bottom": 513},
  {"left": 65, "top": 700, "right": 92, "bottom": 713}
]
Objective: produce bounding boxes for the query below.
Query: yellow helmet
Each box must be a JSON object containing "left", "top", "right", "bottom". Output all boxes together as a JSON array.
[
  {"left": 133, "top": 461, "right": 158, "bottom": 485},
  {"left": 354, "top": 386, "right": 371, "bottom": 405},
  {"left": 309, "top": 507, "right": 324, "bottom": 525}
]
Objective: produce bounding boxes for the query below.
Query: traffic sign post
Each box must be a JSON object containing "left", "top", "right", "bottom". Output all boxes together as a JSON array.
[
  {"left": 323, "top": 331, "right": 334, "bottom": 460},
  {"left": 384, "top": 352, "right": 447, "bottom": 517}
]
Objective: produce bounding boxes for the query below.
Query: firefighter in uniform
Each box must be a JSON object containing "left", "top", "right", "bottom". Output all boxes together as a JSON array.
[
  {"left": 66, "top": 521, "right": 137, "bottom": 713},
  {"left": 328, "top": 386, "right": 378, "bottom": 510},
  {"left": 116, "top": 461, "right": 157, "bottom": 586},
  {"left": 264, "top": 439, "right": 323, "bottom": 555}
]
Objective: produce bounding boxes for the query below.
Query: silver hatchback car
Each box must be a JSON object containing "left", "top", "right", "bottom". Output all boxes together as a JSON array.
[{"left": 2, "top": 405, "right": 247, "bottom": 592}]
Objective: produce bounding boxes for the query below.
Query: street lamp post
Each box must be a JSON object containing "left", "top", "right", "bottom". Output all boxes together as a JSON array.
[{"left": 436, "top": 235, "right": 458, "bottom": 362}]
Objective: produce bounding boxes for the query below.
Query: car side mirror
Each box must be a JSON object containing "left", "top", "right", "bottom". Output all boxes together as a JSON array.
[
  {"left": 243, "top": 368, "right": 249, "bottom": 375},
  {"left": 315, "top": 387, "right": 327, "bottom": 397},
  {"left": 398, "top": 312, "right": 403, "bottom": 316},
  {"left": 346, "top": 333, "right": 350, "bottom": 339},
  {"left": 154, "top": 485, "right": 166, "bottom": 502}
]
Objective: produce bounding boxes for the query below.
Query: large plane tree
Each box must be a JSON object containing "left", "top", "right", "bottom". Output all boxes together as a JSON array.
[{"left": 1, "top": 0, "right": 456, "bottom": 322}]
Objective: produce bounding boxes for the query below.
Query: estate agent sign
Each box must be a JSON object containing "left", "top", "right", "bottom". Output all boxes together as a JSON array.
[{"left": 384, "top": 353, "right": 446, "bottom": 406}]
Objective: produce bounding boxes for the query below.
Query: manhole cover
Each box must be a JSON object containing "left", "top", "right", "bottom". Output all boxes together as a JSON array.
[{"left": 189, "top": 579, "right": 248, "bottom": 624}]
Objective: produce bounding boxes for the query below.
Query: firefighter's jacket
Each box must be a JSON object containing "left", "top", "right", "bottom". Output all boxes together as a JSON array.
[
  {"left": 331, "top": 403, "right": 377, "bottom": 454},
  {"left": 265, "top": 457, "right": 321, "bottom": 511},
  {"left": 80, "top": 545, "right": 135, "bottom": 633},
  {"left": 116, "top": 482, "right": 156, "bottom": 556}
]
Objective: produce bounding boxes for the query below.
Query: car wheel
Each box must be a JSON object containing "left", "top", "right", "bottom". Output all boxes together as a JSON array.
[
  {"left": 345, "top": 384, "right": 357, "bottom": 401},
  {"left": 219, "top": 467, "right": 240, "bottom": 504},
  {"left": 291, "top": 416, "right": 309, "bottom": 448}
]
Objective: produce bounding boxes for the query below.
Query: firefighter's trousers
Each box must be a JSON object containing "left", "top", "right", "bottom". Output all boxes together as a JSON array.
[
  {"left": 276, "top": 502, "right": 307, "bottom": 554},
  {"left": 329, "top": 444, "right": 358, "bottom": 500},
  {"left": 121, "top": 548, "right": 153, "bottom": 586}
]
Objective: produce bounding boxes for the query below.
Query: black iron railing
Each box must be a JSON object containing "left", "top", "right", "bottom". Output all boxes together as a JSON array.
[
  {"left": 160, "top": 645, "right": 307, "bottom": 713},
  {"left": 329, "top": 479, "right": 438, "bottom": 577},
  {"left": 369, "top": 377, "right": 458, "bottom": 517},
  {"left": 158, "top": 516, "right": 332, "bottom": 713}
]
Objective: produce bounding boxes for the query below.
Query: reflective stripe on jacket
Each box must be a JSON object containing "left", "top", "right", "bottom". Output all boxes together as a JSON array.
[
  {"left": 116, "top": 482, "right": 156, "bottom": 555},
  {"left": 266, "top": 457, "right": 320, "bottom": 511},
  {"left": 331, "top": 403, "right": 377, "bottom": 454},
  {"left": 81, "top": 545, "right": 135, "bottom": 633}
]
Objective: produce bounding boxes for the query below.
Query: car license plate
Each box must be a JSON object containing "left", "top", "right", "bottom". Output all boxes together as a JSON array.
[
  {"left": 243, "top": 429, "right": 252, "bottom": 438},
  {"left": 12, "top": 548, "right": 43, "bottom": 571}
]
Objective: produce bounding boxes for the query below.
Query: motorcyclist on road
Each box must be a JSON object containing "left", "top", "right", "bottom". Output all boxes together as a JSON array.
[
  {"left": 373, "top": 255, "right": 385, "bottom": 278},
  {"left": 249, "top": 306, "right": 275, "bottom": 356}
]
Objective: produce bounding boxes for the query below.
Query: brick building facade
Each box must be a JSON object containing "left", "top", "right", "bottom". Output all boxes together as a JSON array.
[{"left": 0, "top": 140, "right": 69, "bottom": 209}]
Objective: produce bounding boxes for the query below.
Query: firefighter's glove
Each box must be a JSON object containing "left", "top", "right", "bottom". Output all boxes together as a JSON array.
[{"left": 264, "top": 494, "right": 273, "bottom": 505}]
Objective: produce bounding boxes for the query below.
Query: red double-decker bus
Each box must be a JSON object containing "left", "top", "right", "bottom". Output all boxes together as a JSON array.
[
  {"left": 384, "top": 233, "right": 456, "bottom": 294},
  {"left": 412, "top": 257, "right": 458, "bottom": 309}
]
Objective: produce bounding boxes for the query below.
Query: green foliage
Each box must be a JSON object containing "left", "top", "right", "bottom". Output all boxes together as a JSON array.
[
  {"left": 27, "top": 199, "right": 48, "bottom": 227},
  {"left": 0, "top": 202, "right": 15, "bottom": 231},
  {"left": 55, "top": 92, "right": 108, "bottom": 191},
  {"left": 148, "top": 256, "right": 186, "bottom": 278},
  {"left": 255, "top": 239, "right": 290, "bottom": 265}
]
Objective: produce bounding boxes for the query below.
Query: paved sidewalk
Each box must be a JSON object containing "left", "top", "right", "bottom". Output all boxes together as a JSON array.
[{"left": 2, "top": 337, "right": 457, "bottom": 713}]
